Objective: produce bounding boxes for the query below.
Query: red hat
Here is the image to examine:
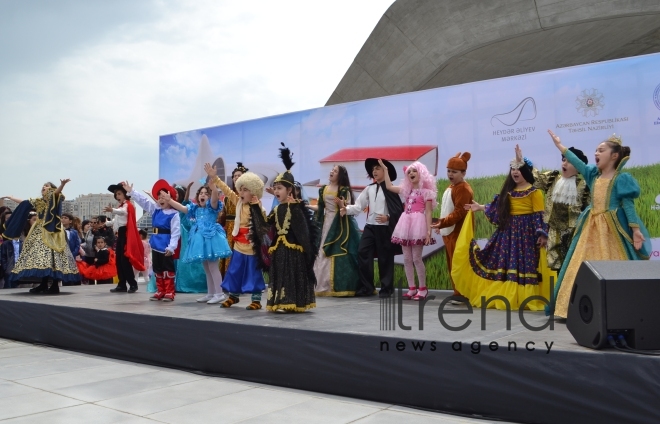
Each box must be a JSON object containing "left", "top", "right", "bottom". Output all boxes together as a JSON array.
[{"left": 151, "top": 179, "right": 177, "bottom": 201}]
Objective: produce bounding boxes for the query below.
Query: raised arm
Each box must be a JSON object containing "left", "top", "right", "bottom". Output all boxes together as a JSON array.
[
  {"left": 124, "top": 181, "right": 157, "bottom": 215},
  {"left": 1, "top": 196, "right": 22, "bottom": 203},
  {"left": 205, "top": 163, "right": 239, "bottom": 204},
  {"left": 184, "top": 181, "right": 193, "bottom": 203},
  {"left": 379, "top": 159, "right": 400, "bottom": 194},
  {"left": 54, "top": 179, "right": 71, "bottom": 196},
  {"left": 162, "top": 191, "right": 188, "bottom": 214},
  {"left": 209, "top": 181, "right": 219, "bottom": 210}
]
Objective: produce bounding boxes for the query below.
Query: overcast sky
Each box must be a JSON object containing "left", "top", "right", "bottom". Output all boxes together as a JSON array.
[{"left": 0, "top": 0, "right": 393, "bottom": 202}]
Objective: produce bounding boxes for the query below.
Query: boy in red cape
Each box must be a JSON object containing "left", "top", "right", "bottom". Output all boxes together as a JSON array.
[
  {"left": 105, "top": 183, "right": 145, "bottom": 293},
  {"left": 124, "top": 180, "right": 181, "bottom": 301}
]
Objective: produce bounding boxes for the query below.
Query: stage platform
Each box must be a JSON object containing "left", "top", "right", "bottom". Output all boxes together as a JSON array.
[{"left": 0, "top": 284, "right": 658, "bottom": 424}]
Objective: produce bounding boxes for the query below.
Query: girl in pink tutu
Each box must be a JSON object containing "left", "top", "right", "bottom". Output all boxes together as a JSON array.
[{"left": 381, "top": 159, "right": 437, "bottom": 300}]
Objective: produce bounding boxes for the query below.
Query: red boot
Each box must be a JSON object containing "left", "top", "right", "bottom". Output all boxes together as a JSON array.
[
  {"left": 150, "top": 273, "right": 165, "bottom": 301},
  {"left": 162, "top": 271, "right": 175, "bottom": 302}
]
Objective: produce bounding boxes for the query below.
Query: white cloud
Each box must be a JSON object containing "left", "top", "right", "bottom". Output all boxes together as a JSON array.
[{"left": 0, "top": 0, "right": 393, "bottom": 200}]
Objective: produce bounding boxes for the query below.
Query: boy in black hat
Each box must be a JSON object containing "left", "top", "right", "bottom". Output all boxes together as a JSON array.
[
  {"left": 340, "top": 158, "right": 403, "bottom": 298},
  {"left": 104, "top": 183, "right": 145, "bottom": 293}
]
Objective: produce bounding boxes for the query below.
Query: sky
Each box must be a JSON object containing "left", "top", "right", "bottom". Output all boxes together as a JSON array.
[{"left": 0, "top": 0, "right": 394, "bottom": 201}]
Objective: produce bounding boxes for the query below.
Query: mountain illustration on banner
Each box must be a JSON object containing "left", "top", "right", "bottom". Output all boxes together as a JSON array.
[
  {"left": 490, "top": 97, "right": 537, "bottom": 127},
  {"left": 174, "top": 134, "right": 284, "bottom": 195}
]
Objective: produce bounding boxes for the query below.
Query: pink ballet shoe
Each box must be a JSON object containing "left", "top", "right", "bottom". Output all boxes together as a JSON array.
[
  {"left": 413, "top": 288, "right": 428, "bottom": 301},
  {"left": 402, "top": 288, "right": 417, "bottom": 300}
]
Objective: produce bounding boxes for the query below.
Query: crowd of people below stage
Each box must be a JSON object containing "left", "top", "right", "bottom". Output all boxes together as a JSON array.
[{"left": 0, "top": 131, "right": 652, "bottom": 316}]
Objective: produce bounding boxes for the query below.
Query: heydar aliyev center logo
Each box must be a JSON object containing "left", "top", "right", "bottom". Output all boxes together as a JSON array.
[{"left": 576, "top": 89, "right": 605, "bottom": 117}]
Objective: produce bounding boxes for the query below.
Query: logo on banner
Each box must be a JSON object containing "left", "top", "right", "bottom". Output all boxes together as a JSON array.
[
  {"left": 654, "top": 84, "right": 660, "bottom": 111},
  {"left": 491, "top": 97, "right": 537, "bottom": 142},
  {"left": 652, "top": 194, "right": 660, "bottom": 211},
  {"left": 575, "top": 89, "right": 604, "bottom": 117},
  {"left": 491, "top": 97, "right": 537, "bottom": 126}
]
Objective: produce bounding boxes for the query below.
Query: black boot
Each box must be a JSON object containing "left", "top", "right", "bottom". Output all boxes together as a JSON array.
[
  {"left": 29, "top": 278, "right": 49, "bottom": 294},
  {"left": 47, "top": 280, "right": 60, "bottom": 294}
]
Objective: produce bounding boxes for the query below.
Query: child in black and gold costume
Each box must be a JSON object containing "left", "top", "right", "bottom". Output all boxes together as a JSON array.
[
  {"left": 255, "top": 144, "right": 317, "bottom": 312},
  {"left": 2, "top": 180, "right": 81, "bottom": 293}
]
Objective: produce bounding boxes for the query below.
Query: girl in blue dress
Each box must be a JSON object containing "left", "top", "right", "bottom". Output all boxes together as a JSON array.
[{"left": 165, "top": 177, "right": 232, "bottom": 304}]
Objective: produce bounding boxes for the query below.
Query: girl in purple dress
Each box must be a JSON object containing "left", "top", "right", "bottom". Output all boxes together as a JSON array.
[
  {"left": 382, "top": 159, "right": 437, "bottom": 300},
  {"left": 452, "top": 146, "right": 550, "bottom": 311}
]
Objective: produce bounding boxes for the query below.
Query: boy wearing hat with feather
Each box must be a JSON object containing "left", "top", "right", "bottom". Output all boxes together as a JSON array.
[
  {"left": 339, "top": 158, "right": 403, "bottom": 298},
  {"left": 122, "top": 180, "right": 181, "bottom": 301}
]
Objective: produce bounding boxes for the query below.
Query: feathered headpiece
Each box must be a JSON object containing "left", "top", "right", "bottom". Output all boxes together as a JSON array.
[
  {"left": 233, "top": 162, "right": 249, "bottom": 174},
  {"left": 273, "top": 142, "right": 295, "bottom": 187}
]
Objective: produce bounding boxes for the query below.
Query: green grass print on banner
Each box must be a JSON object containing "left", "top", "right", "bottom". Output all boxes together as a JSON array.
[{"left": 374, "top": 163, "right": 660, "bottom": 290}]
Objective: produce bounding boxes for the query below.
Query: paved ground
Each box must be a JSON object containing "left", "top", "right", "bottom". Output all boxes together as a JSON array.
[{"left": 0, "top": 338, "right": 517, "bottom": 423}]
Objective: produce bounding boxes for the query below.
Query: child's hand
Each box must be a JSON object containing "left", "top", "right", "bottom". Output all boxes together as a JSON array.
[
  {"left": 339, "top": 207, "right": 346, "bottom": 217},
  {"left": 425, "top": 232, "right": 431, "bottom": 245},
  {"left": 464, "top": 201, "right": 483, "bottom": 212},
  {"left": 121, "top": 181, "right": 133, "bottom": 193},
  {"left": 250, "top": 195, "right": 258, "bottom": 204},
  {"left": 548, "top": 130, "right": 562, "bottom": 147},
  {"left": 165, "top": 249, "right": 173, "bottom": 257},
  {"left": 161, "top": 191, "right": 172, "bottom": 202},
  {"left": 204, "top": 163, "right": 217, "bottom": 178},
  {"left": 75, "top": 255, "right": 82, "bottom": 262},
  {"left": 265, "top": 187, "right": 274, "bottom": 195},
  {"left": 103, "top": 204, "right": 113, "bottom": 213},
  {"left": 59, "top": 178, "right": 71, "bottom": 187},
  {"left": 334, "top": 197, "right": 345, "bottom": 208},
  {"left": 515, "top": 144, "right": 523, "bottom": 163},
  {"left": 537, "top": 235, "right": 548, "bottom": 248},
  {"left": 633, "top": 228, "right": 645, "bottom": 250},
  {"left": 94, "top": 258, "right": 98, "bottom": 262}
]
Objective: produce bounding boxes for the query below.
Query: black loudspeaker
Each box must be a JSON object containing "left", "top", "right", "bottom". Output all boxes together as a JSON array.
[{"left": 566, "top": 261, "right": 660, "bottom": 350}]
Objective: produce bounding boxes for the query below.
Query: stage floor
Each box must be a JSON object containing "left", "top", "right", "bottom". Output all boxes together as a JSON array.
[{"left": 1, "top": 283, "right": 659, "bottom": 424}]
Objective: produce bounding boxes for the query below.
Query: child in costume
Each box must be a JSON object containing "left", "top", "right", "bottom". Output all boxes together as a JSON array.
[
  {"left": 340, "top": 158, "right": 403, "bottom": 298},
  {"left": 522, "top": 146, "right": 591, "bottom": 273},
  {"left": 208, "top": 164, "right": 268, "bottom": 310},
  {"left": 76, "top": 237, "right": 117, "bottom": 282},
  {"left": 383, "top": 159, "right": 437, "bottom": 301},
  {"left": 432, "top": 153, "right": 474, "bottom": 304},
  {"left": 451, "top": 147, "right": 550, "bottom": 311},
  {"left": 164, "top": 176, "right": 232, "bottom": 304},
  {"left": 218, "top": 162, "right": 249, "bottom": 277},
  {"left": 2, "top": 180, "right": 80, "bottom": 293},
  {"left": 125, "top": 180, "right": 181, "bottom": 301},
  {"left": 134, "top": 229, "right": 152, "bottom": 282},
  {"left": 255, "top": 144, "right": 317, "bottom": 312},
  {"left": 547, "top": 131, "right": 650, "bottom": 318},
  {"left": 308, "top": 165, "right": 361, "bottom": 297},
  {"left": 105, "top": 183, "right": 145, "bottom": 293}
]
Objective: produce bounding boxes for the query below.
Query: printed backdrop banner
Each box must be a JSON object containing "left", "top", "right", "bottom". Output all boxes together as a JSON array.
[{"left": 161, "top": 52, "right": 660, "bottom": 275}]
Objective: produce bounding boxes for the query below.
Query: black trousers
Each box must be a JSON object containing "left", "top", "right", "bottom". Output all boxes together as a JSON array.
[
  {"left": 357, "top": 224, "right": 395, "bottom": 294},
  {"left": 116, "top": 227, "right": 138, "bottom": 290},
  {"left": 152, "top": 250, "right": 175, "bottom": 275}
]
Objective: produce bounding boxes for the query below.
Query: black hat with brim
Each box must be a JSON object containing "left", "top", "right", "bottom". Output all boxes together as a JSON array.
[
  {"left": 365, "top": 158, "right": 397, "bottom": 181},
  {"left": 107, "top": 183, "right": 127, "bottom": 195}
]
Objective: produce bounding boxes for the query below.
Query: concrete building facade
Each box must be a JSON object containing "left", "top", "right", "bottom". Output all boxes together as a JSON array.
[{"left": 327, "top": 0, "right": 660, "bottom": 105}]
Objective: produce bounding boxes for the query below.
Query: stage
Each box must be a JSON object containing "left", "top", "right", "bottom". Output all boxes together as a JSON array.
[{"left": 0, "top": 284, "right": 658, "bottom": 424}]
